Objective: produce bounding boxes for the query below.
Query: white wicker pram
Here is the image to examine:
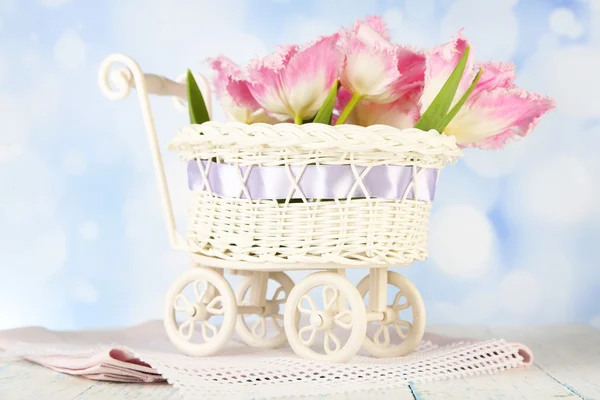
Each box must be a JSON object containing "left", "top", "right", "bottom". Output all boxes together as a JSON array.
[{"left": 99, "top": 54, "right": 461, "bottom": 363}]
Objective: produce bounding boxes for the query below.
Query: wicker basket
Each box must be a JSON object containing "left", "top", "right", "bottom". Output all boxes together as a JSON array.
[{"left": 170, "top": 122, "right": 461, "bottom": 266}]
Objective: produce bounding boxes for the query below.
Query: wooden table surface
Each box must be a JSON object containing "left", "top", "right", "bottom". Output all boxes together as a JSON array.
[{"left": 1, "top": 325, "right": 598, "bottom": 399}]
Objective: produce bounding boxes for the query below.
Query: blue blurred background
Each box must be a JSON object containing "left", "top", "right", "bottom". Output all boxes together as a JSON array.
[{"left": 1, "top": 0, "right": 598, "bottom": 330}]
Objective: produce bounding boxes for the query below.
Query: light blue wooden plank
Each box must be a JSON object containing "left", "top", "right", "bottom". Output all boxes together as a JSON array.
[
  {"left": 491, "top": 325, "right": 600, "bottom": 400},
  {"left": 410, "top": 366, "right": 581, "bottom": 400},
  {"left": 75, "top": 382, "right": 181, "bottom": 399},
  {"left": 0, "top": 360, "right": 95, "bottom": 400},
  {"left": 410, "top": 325, "right": 582, "bottom": 400}
]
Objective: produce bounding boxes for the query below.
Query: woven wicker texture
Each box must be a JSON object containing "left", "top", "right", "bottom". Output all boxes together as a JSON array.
[
  {"left": 170, "top": 122, "right": 461, "bottom": 167},
  {"left": 170, "top": 122, "right": 461, "bottom": 265}
]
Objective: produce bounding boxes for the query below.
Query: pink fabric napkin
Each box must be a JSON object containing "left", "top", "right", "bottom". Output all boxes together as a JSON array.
[
  {"left": 0, "top": 322, "right": 165, "bottom": 382},
  {"left": 0, "top": 321, "right": 533, "bottom": 386}
]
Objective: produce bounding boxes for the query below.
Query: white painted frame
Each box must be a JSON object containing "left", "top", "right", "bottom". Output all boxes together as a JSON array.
[{"left": 98, "top": 53, "right": 212, "bottom": 251}]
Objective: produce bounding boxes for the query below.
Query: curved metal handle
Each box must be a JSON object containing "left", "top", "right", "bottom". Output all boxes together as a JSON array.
[{"left": 98, "top": 53, "right": 212, "bottom": 251}]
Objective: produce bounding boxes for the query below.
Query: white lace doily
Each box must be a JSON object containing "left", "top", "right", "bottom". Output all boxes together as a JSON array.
[
  {"left": 143, "top": 340, "right": 528, "bottom": 399},
  {"left": 0, "top": 321, "right": 531, "bottom": 399}
]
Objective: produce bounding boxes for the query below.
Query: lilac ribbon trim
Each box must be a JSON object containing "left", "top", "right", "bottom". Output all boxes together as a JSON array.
[{"left": 187, "top": 160, "right": 439, "bottom": 201}]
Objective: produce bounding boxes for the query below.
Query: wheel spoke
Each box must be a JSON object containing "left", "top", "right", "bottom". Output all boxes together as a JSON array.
[
  {"left": 392, "top": 291, "right": 409, "bottom": 311},
  {"left": 240, "top": 287, "right": 251, "bottom": 306},
  {"left": 333, "top": 310, "right": 353, "bottom": 330},
  {"left": 274, "top": 298, "right": 287, "bottom": 306},
  {"left": 239, "top": 284, "right": 250, "bottom": 305},
  {"left": 324, "top": 331, "right": 341, "bottom": 354},
  {"left": 193, "top": 280, "right": 208, "bottom": 303},
  {"left": 322, "top": 286, "right": 339, "bottom": 311},
  {"left": 201, "top": 321, "right": 218, "bottom": 341},
  {"left": 393, "top": 320, "right": 412, "bottom": 339},
  {"left": 206, "top": 295, "right": 224, "bottom": 315},
  {"left": 174, "top": 293, "right": 194, "bottom": 314},
  {"left": 298, "top": 295, "right": 317, "bottom": 314},
  {"left": 299, "top": 325, "right": 317, "bottom": 346},
  {"left": 271, "top": 286, "right": 287, "bottom": 304},
  {"left": 251, "top": 317, "right": 267, "bottom": 338},
  {"left": 178, "top": 320, "right": 194, "bottom": 339},
  {"left": 374, "top": 324, "right": 391, "bottom": 346},
  {"left": 271, "top": 315, "right": 284, "bottom": 333}
]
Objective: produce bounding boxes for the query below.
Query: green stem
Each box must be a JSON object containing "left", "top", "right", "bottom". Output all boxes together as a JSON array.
[
  {"left": 335, "top": 93, "right": 362, "bottom": 125},
  {"left": 294, "top": 114, "right": 303, "bottom": 125}
]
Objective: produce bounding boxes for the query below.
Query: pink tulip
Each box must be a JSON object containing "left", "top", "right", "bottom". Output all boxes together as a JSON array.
[
  {"left": 420, "top": 30, "right": 474, "bottom": 114},
  {"left": 336, "top": 18, "right": 425, "bottom": 125},
  {"left": 444, "top": 76, "right": 556, "bottom": 149},
  {"left": 422, "top": 33, "right": 556, "bottom": 148},
  {"left": 340, "top": 19, "right": 425, "bottom": 104},
  {"left": 336, "top": 86, "right": 420, "bottom": 129},
  {"left": 246, "top": 35, "right": 343, "bottom": 124},
  {"left": 208, "top": 56, "right": 279, "bottom": 124},
  {"left": 352, "top": 96, "right": 421, "bottom": 129}
]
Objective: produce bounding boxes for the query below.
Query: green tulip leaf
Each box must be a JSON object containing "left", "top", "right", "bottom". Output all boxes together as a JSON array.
[
  {"left": 437, "top": 67, "right": 483, "bottom": 133},
  {"left": 414, "top": 45, "right": 471, "bottom": 132},
  {"left": 313, "top": 80, "right": 340, "bottom": 125},
  {"left": 186, "top": 69, "right": 210, "bottom": 125}
]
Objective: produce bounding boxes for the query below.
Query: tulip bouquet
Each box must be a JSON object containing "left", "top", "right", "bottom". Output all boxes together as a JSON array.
[{"left": 185, "top": 16, "right": 554, "bottom": 150}]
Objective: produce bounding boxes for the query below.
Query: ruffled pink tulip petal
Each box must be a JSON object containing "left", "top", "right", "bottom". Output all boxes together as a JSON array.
[
  {"left": 364, "top": 15, "right": 391, "bottom": 39},
  {"left": 341, "top": 39, "right": 398, "bottom": 102},
  {"left": 341, "top": 39, "right": 424, "bottom": 103},
  {"left": 340, "top": 19, "right": 425, "bottom": 104},
  {"left": 471, "top": 61, "right": 516, "bottom": 97},
  {"left": 350, "top": 94, "right": 421, "bottom": 129},
  {"left": 245, "top": 45, "right": 300, "bottom": 118},
  {"left": 396, "top": 46, "right": 427, "bottom": 94},
  {"left": 351, "top": 16, "right": 393, "bottom": 49},
  {"left": 247, "top": 35, "right": 343, "bottom": 121},
  {"left": 420, "top": 30, "right": 473, "bottom": 113},
  {"left": 209, "top": 56, "right": 259, "bottom": 109},
  {"left": 208, "top": 56, "right": 279, "bottom": 124},
  {"left": 444, "top": 87, "right": 556, "bottom": 149}
]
